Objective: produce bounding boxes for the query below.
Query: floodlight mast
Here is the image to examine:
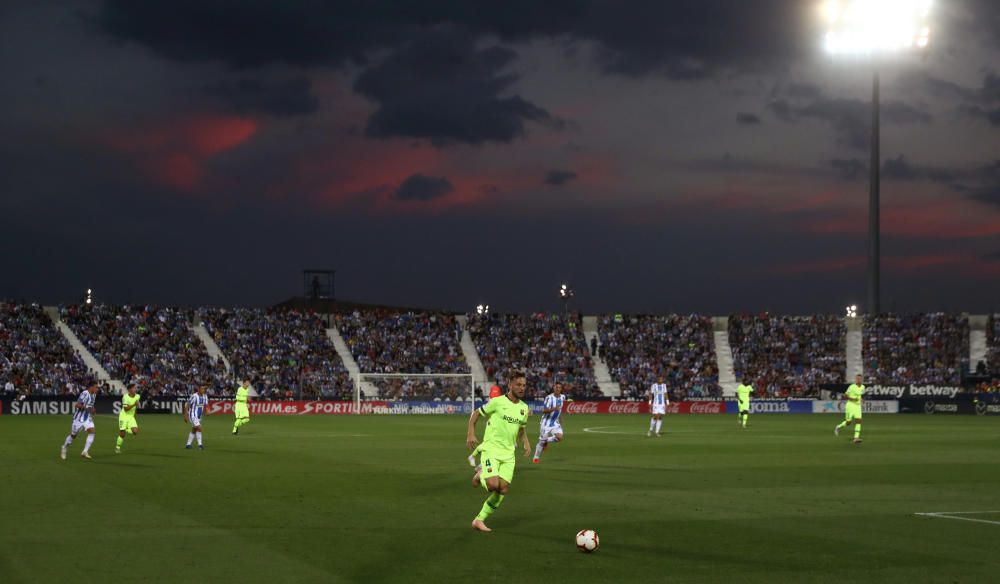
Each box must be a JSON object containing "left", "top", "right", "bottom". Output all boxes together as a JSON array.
[{"left": 821, "top": 0, "right": 931, "bottom": 315}]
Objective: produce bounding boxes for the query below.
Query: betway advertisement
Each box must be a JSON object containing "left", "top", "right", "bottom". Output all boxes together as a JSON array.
[
  {"left": 812, "top": 400, "right": 900, "bottom": 414},
  {"left": 822, "top": 384, "right": 965, "bottom": 400}
]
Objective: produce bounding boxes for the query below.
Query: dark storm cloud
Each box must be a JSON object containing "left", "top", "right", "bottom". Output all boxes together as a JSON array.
[
  {"left": 768, "top": 91, "right": 931, "bottom": 150},
  {"left": 99, "top": 0, "right": 404, "bottom": 68},
  {"left": 881, "top": 155, "right": 958, "bottom": 183},
  {"left": 354, "top": 29, "right": 559, "bottom": 145},
  {"left": 99, "top": 0, "right": 811, "bottom": 80},
  {"left": 394, "top": 174, "right": 454, "bottom": 202},
  {"left": 205, "top": 77, "right": 319, "bottom": 117},
  {"left": 902, "top": 71, "right": 1000, "bottom": 126},
  {"left": 830, "top": 158, "right": 867, "bottom": 181},
  {"left": 968, "top": 161, "right": 1000, "bottom": 208},
  {"left": 736, "top": 112, "right": 761, "bottom": 125},
  {"left": 544, "top": 170, "right": 577, "bottom": 186}
]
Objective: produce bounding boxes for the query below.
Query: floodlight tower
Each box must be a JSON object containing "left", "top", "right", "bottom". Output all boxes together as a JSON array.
[{"left": 821, "top": 0, "right": 931, "bottom": 315}]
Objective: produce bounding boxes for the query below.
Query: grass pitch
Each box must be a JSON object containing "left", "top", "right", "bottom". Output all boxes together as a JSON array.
[{"left": 1, "top": 414, "right": 999, "bottom": 583}]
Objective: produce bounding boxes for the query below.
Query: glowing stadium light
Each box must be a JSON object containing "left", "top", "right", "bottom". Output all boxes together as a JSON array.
[
  {"left": 821, "top": 0, "right": 932, "bottom": 56},
  {"left": 85, "top": 288, "right": 93, "bottom": 305},
  {"left": 846, "top": 304, "right": 858, "bottom": 318},
  {"left": 476, "top": 304, "right": 490, "bottom": 315}
]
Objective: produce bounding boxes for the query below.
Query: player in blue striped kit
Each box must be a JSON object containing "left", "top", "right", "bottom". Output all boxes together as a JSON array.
[
  {"left": 184, "top": 386, "right": 209, "bottom": 450},
  {"left": 60, "top": 385, "right": 98, "bottom": 460},
  {"left": 647, "top": 375, "right": 669, "bottom": 437},
  {"left": 532, "top": 382, "right": 567, "bottom": 463}
]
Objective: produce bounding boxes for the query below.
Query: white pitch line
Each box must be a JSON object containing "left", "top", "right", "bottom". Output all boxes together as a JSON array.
[
  {"left": 915, "top": 511, "right": 1000, "bottom": 527},
  {"left": 582, "top": 426, "right": 644, "bottom": 435}
]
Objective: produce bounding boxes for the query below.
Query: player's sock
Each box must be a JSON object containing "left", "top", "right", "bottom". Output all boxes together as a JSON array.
[
  {"left": 836, "top": 420, "right": 848, "bottom": 430},
  {"left": 63, "top": 435, "right": 74, "bottom": 448},
  {"left": 741, "top": 413, "right": 748, "bottom": 427},
  {"left": 83, "top": 433, "right": 94, "bottom": 454},
  {"left": 655, "top": 419, "right": 662, "bottom": 434},
  {"left": 187, "top": 432, "right": 195, "bottom": 446},
  {"left": 547, "top": 435, "right": 561, "bottom": 444},
  {"left": 854, "top": 424, "right": 861, "bottom": 439},
  {"left": 533, "top": 441, "right": 544, "bottom": 459},
  {"left": 196, "top": 431, "right": 203, "bottom": 446},
  {"left": 116, "top": 435, "right": 124, "bottom": 449},
  {"left": 648, "top": 418, "right": 655, "bottom": 432},
  {"left": 475, "top": 492, "right": 505, "bottom": 521}
]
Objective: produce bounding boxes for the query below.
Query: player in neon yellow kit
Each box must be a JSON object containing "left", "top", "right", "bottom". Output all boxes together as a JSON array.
[
  {"left": 116, "top": 384, "right": 140, "bottom": 454},
  {"left": 835, "top": 374, "right": 864, "bottom": 444},
  {"left": 233, "top": 379, "right": 251, "bottom": 435},
  {"left": 736, "top": 377, "right": 753, "bottom": 428},
  {"left": 465, "top": 370, "right": 531, "bottom": 532}
]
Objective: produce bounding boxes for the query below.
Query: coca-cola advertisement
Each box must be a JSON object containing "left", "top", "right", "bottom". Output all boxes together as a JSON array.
[
  {"left": 668, "top": 401, "right": 726, "bottom": 414},
  {"left": 562, "top": 401, "right": 726, "bottom": 414}
]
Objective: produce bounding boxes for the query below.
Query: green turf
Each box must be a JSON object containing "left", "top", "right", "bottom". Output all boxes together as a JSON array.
[{"left": 2, "top": 413, "right": 999, "bottom": 583}]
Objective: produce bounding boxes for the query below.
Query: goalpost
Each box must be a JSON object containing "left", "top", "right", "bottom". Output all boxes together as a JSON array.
[{"left": 355, "top": 372, "right": 476, "bottom": 414}]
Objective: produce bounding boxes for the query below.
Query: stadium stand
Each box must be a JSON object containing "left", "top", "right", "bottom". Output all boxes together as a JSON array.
[
  {"left": 987, "top": 314, "right": 1000, "bottom": 375},
  {"left": 200, "top": 308, "right": 353, "bottom": 400},
  {"left": 335, "top": 310, "right": 468, "bottom": 399},
  {"left": 597, "top": 314, "right": 720, "bottom": 400},
  {"left": 1, "top": 302, "right": 98, "bottom": 396},
  {"left": 728, "top": 314, "right": 845, "bottom": 397},
  {"left": 62, "top": 304, "right": 229, "bottom": 397},
  {"left": 466, "top": 312, "right": 601, "bottom": 400},
  {"left": 863, "top": 313, "right": 969, "bottom": 385}
]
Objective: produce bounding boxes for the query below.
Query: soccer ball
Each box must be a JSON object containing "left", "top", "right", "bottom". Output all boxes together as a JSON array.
[{"left": 575, "top": 529, "right": 599, "bottom": 553}]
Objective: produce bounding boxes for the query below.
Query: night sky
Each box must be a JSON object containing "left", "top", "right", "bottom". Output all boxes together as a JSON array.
[{"left": 2, "top": 1, "right": 999, "bottom": 314}]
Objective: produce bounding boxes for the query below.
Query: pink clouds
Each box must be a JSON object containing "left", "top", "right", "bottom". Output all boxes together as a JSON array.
[{"left": 105, "top": 115, "right": 258, "bottom": 192}]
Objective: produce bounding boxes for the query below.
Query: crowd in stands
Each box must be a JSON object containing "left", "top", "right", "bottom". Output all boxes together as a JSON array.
[
  {"left": 1, "top": 302, "right": 98, "bottom": 396},
  {"left": 62, "top": 304, "right": 228, "bottom": 397},
  {"left": 598, "top": 314, "right": 719, "bottom": 400},
  {"left": 729, "top": 314, "right": 845, "bottom": 398},
  {"left": 201, "top": 308, "right": 353, "bottom": 400},
  {"left": 863, "top": 313, "right": 969, "bottom": 385},
  {"left": 987, "top": 314, "right": 1000, "bottom": 376},
  {"left": 468, "top": 312, "right": 600, "bottom": 400},
  {"left": 336, "top": 310, "right": 468, "bottom": 399}
]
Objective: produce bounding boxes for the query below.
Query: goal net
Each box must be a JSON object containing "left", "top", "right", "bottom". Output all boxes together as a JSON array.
[{"left": 356, "top": 373, "right": 476, "bottom": 413}]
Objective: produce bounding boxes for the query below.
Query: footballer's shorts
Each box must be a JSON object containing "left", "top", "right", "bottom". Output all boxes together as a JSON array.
[
  {"left": 189, "top": 415, "right": 203, "bottom": 428},
  {"left": 235, "top": 403, "right": 250, "bottom": 419},
  {"left": 651, "top": 404, "right": 666, "bottom": 415},
  {"left": 540, "top": 422, "right": 564, "bottom": 439},
  {"left": 70, "top": 419, "right": 95, "bottom": 435},
  {"left": 118, "top": 417, "right": 138, "bottom": 432},
  {"left": 479, "top": 449, "right": 516, "bottom": 484},
  {"left": 845, "top": 402, "right": 862, "bottom": 421},
  {"left": 738, "top": 401, "right": 749, "bottom": 414}
]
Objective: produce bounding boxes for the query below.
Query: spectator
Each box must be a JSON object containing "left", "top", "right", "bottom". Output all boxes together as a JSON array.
[
  {"left": 598, "top": 314, "right": 719, "bottom": 401},
  {"left": 468, "top": 312, "right": 601, "bottom": 400},
  {"left": 201, "top": 308, "right": 353, "bottom": 400},
  {"left": 1, "top": 302, "right": 97, "bottom": 396},
  {"left": 336, "top": 310, "right": 469, "bottom": 399},
  {"left": 728, "top": 314, "right": 845, "bottom": 398},
  {"left": 62, "top": 304, "right": 228, "bottom": 398},
  {"left": 864, "top": 313, "right": 969, "bottom": 385}
]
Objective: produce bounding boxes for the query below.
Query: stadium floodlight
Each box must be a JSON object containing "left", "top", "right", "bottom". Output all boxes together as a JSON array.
[
  {"left": 475, "top": 303, "right": 490, "bottom": 315},
  {"left": 846, "top": 305, "right": 858, "bottom": 318},
  {"left": 822, "top": 0, "right": 932, "bottom": 56},
  {"left": 820, "top": 0, "right": 932, "bottom": 315},
  {"left": 85, "top": 288, "right": 93, "bottom": 305},
  {"left": 558, "top": 284, "right": 575, "bottom": 314}
]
